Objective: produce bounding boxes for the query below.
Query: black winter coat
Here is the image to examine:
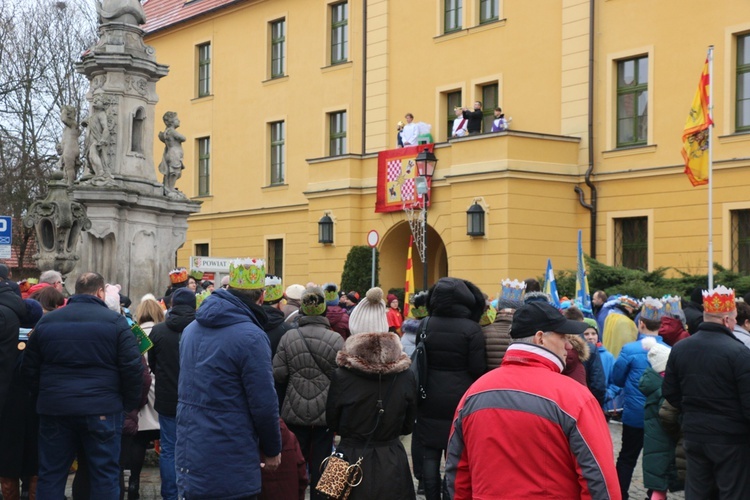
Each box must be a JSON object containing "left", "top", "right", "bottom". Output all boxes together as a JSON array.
[
  {"left": 23, "top": 294, "right": 143, "bottom": 415},
  {"left": 663, "top": 322, "right": 750, "bottom": 444},
  {"left": 263, "top": 304, "right": 291, "bottom": 357},
  {"left": 327, "top": 332, "right": 417, "bottom": 500},
  {"left": 418, "top": 278, "right": 486, "bottom": 449},
  {"left": 148, "top": 304, "right": 195, "bottom": 417},
  {"left": 0, "top": 283, "right": 24, "bottom": 417}
]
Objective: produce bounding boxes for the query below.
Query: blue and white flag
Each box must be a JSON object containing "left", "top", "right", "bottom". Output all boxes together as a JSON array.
[
  {"left": 575, "top": 230, "right": 592, "bottom": 312},
  {"left": 543, "top": 258, "right": 561, "bottom": 307}
]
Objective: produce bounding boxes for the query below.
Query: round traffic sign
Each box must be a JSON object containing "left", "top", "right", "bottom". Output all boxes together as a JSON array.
[{"left": 367, "top": 230, "right": 379, "bottom": 248}]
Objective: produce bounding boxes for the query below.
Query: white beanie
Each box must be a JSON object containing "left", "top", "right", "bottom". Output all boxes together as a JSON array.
[
  {"left": 348, "top": 287, "right": 389, "bottom": 335},
  {"left": 285, "top": 284, "right": 305, "bottom": 301},
  {"left": 642, "top": 336, "right": 671, "bottom": 373}
]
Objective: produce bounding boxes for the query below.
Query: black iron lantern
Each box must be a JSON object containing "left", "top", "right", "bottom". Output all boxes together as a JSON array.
[
  {"left": 414, "top": 148, "right": 438, "bottom": 180},
  {"left": 466, "top": 202, "right": 485, "bottom": 237},
  {"left": 318, "top": 214, "right": 334, "bottom": 244}
]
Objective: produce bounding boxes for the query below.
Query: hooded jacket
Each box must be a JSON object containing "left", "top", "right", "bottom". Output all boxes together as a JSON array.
[
  {"left": 263, "top": 304, "right": 291, "bottom": 357},
  {"left": 659, "top": 316, "right": 690, "bottom": 347},
  {"left": 612, "top": 334, "right": 669, "bottom": 428},
  {"left": 0, "top": 283, "right": 25, "bottom": 417},
  {"left": 639, "top": 367, "right": 682, "bottom": 492},
  {"left": 273, "top": 315, "right": 344, "bottom": 426},
  {"left": 327, "top": 332, "right": 417, "bottom": 500},
  {"left": 562, "top": 334, "right": 590, "bottom": 386},
  {"left": 325, "top": 305, "right": 350, "bottom": 340},
  {"left": 176, "top": 289, "right": 281, "bottom": 499},
  {"left": 149, "top": 304, "right": 195, "bottom": 417},
  {"left": 445, "top": 344, "right": 620, "bottom": 500},
  {"left": 417, "top": 278, "right": 486, "bottom": 450}
]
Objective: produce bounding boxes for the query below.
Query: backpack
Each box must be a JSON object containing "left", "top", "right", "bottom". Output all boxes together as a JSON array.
[{"left": 409, "top": 317, "right": 430, "bottom": 402}]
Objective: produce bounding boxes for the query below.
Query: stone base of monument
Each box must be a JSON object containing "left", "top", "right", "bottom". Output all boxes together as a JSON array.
[{"left": 68, "top": 185, "right": 200, "bottom": 303}]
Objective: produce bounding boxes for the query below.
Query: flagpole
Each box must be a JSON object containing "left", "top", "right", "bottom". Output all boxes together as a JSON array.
[{"left": 707, "top": 45, "right": 714, "bottom": 289}]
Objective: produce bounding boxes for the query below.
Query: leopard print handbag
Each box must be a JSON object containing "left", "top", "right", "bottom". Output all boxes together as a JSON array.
[{"left": 315, "top": 453, "right": 363, "bottom": 499}]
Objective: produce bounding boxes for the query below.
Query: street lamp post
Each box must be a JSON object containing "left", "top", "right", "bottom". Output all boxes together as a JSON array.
[{"left": 414, "top": 148, "right": 438, "bottom": 292}]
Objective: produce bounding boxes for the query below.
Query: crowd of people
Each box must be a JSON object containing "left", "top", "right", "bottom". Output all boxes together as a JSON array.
[
  {"left": 397, "top": 101, "right": 509, "bottom": 147},
  {"left": 1, "top": 260, "right": 749, "bottom": 500}
]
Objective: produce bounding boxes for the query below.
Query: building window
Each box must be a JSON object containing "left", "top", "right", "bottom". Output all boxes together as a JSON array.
[
  {"left": 479, "top": 0, "right": 498, "bottom": 24},
  {"left": 270, "top": 121, "right": 285, "bottom": 185},
  {"left": 444, "top": 0, "right": 462, "bottom": 33},
  {"left": 616, "top": 56, "right": 648, "bottom": 147},
  {"left": 737, "top": 34, "right": 750, "bottom": 132},
  {"left": 198, "top": 137, "right": 210, "bottom": 196},
  {"left": 271, "top": 19, "right": 286, "bottom": 78},
  {"left": 446, "top": 91, "right": 462, "bottom": 140},
  {"left": 614, "top": 217, "right": 648, "bottom": 270},
  {"left": 482, "top": 84, "right": 498, "bottom": 133},
  {"left": 195, "top": 243, "right": 209, "bottom": 257},
  {"left": 267, "top": 239, "right": 284, "bottom": 277},
  {"left": 198, "top": 42, "right": 211, "bottom": 97},
  {"left": 732, "top": 210, "right": 750, "bottom": 273},
  {"left": 329, "top": 111, "right": 347, "bottom": 156},
  {"left": 331, "top": 2, "right": 348, "bottom": 65}
]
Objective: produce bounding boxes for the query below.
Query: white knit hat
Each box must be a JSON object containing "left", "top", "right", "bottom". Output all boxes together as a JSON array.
[
  {"left": 285, "top": 284, "right": 305, "bottom": 301},
  {"left": 348, "top": 287, "right": 389, "bottom": 335},
  {"left": 642, "top": 336, "right": 671, "bottom": 373}
]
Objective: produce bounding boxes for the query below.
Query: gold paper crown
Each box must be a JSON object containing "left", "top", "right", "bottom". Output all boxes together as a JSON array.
[
  {"left": 18, "top": 280, "right": 31, "bottom": 293},
  {"left": 229, "top": 258, "right": 266, "bottom": 290},
  {"left": 169, "top": 268, "right": 188, "bottom": 284},
  {"left": 189, "top": 268, "right": 204, "bottom": 280},
  {"left": 264, "top": 275, "right": 284, "bottom": 303},
  {"left": 702, "top": 285, "right": 736, "bottom": 313}
]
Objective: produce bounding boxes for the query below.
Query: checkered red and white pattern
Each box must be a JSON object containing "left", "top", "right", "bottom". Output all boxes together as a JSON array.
[
  {"left": 386, "top": 159, "right": 402, "bottom": 181},
  {"left": 400, "top": 178, "right": 416, "bottom": 203}
]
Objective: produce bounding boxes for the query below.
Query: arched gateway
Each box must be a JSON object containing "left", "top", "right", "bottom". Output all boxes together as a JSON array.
[{"left": 378, "top": 221, "right": 448, "bottom": 294}]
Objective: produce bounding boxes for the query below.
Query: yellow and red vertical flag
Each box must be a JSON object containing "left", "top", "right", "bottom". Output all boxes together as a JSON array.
[
  {"left": 682, "top": 57, "right": 713, "bottom": 186},
  {"left": 404, "top": 235, "right": 414, "bottom": 318}
]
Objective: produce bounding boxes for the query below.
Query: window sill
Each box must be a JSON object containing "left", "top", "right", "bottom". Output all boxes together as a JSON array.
[
  {"left": 191, "top": 194, "right": 213, "bottom": 200},
  {"left": 191, "top": 95, "right": 214, "bottom": 103},
  {"left": 602, "top": 144, "right": 656, "bottom": 159},
  {"left": 718, "top": 131, "right": 750, "bottom": 144},
  {"left": 263, "top": 75, "right": 289, "bottom": 86},
  {"left": 434, "top": 18, "right": 506, "bottom": 42},
  {"left": 262, "top": 183, "right": 289, "bottom": 191},
  {"left": 321, "top": 61, "right": 353, "bottom": 73}
]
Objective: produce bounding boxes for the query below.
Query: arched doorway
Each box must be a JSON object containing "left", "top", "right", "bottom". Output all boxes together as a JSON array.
[{"left": 379, "top": 221, "right": 448, "bottom": 293}]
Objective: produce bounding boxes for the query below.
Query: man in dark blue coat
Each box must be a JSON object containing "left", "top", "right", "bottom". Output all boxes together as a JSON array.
[
  {"left": 23, "top": 272, "right": 142, "bottom": 499},
  {"left": 176, "top": 258, "right": 281, "bottom": 499}
]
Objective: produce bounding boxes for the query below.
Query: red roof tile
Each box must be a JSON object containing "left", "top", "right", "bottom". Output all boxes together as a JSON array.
[{"left": 142, "top": 0, "right": 247, "bottom": 35}]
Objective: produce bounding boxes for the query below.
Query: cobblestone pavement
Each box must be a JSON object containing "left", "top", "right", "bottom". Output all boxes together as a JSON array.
[{"left": 63, "top": 422, "right": 685, "bottom": 499}]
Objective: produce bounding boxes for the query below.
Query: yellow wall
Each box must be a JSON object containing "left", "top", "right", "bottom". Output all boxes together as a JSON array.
[{"left": 145, "top": 0, "right": 750, "bottom": 297}]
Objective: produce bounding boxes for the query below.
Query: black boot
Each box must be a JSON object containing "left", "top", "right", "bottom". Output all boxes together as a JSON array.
[{"left": 127, "top": 476, "right": 140, "bottom": 500}]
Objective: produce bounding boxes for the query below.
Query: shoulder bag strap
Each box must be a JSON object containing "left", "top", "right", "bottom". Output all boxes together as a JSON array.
[
  {"left": 297, "top": 329, "right": 332, "bottom": 380},
  {"left": 359, "top": 374, "right": 399, "bottom": 454}
]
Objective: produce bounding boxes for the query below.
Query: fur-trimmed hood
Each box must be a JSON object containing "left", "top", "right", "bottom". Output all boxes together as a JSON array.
[
  {"left": 567, "top": 334, "right": 591, "bottom": 362},
  {"left": 336, "top": 332, "right": 411, "bottom": 375}
]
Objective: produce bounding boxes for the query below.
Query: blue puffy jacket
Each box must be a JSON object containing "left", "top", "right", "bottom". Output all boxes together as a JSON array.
[
  {"left": 611, "top": 334, "right": 668, "bottom": 428},
  {"left": 22, "top": 294, "right": 142, "bottom": 415},
  {"left": 176, "top": 289, "right": 281, "bottom": 499}
]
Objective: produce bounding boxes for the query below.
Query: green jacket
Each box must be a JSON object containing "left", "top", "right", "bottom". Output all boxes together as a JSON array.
[{"left": 639, "top": 367, "right": 681, "bottom": 492}]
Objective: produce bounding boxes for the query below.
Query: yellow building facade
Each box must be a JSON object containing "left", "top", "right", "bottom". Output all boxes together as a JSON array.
[{"left": 143, "top": 0, "right": 750, "bottom": 294}]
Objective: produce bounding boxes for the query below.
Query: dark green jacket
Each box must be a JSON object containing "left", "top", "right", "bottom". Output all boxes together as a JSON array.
[{"left": 639, "top": 367, "right": 681, "bottom": 492}]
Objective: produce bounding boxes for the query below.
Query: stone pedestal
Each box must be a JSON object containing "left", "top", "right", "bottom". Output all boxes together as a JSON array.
[{"left": 68, "top": 185, "right": 200, "bottom": 301}]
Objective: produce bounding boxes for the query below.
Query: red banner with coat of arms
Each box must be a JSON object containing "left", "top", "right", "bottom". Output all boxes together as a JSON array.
[{"left": 375, "top": 145, "right": 434, "bottom": 213}]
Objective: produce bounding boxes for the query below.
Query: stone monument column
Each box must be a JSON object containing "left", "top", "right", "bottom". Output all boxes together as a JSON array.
[{"left": 68, "top": 4, "right": 201, "bottom": 302}]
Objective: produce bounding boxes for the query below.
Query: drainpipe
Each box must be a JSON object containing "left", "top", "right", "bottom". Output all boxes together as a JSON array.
[
  {"left": 361, "top": 0, "right": 367, "bottom": 154},
  {"left": 575, "top": 0, "right": 597, "bottom": 259}
]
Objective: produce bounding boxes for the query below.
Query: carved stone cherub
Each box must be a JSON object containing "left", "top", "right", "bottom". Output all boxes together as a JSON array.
[
  {"left": 58, "top": 105, "right": 80, "bottom": 186},
  {"left": 158, "top": 111, "right": 186, "bottom": 195}
]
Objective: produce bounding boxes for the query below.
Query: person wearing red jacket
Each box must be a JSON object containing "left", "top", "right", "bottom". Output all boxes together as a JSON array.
[{"left": 445, "top": 302, "right": 621, "bottom": 500}]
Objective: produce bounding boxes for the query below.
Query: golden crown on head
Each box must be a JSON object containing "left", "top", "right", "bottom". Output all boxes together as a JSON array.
[{"left": 169, "top": 268, "right": 188, "bottom": 284}]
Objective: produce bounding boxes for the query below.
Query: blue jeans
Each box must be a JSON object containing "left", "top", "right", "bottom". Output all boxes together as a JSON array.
[
  {"left": 37, "top": 412, "right": 123, "bottom": 500},
  {"left": 159, "top": 414, "right": 178, "bottom": 500}
]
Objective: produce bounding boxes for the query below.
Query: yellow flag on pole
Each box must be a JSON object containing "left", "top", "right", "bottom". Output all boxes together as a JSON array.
[
  {"left": 682, "top": 58, "right": 712, "bottom": 186},
  {"left": 404, "top": 235, "right": 414, "bottom": 318}
]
